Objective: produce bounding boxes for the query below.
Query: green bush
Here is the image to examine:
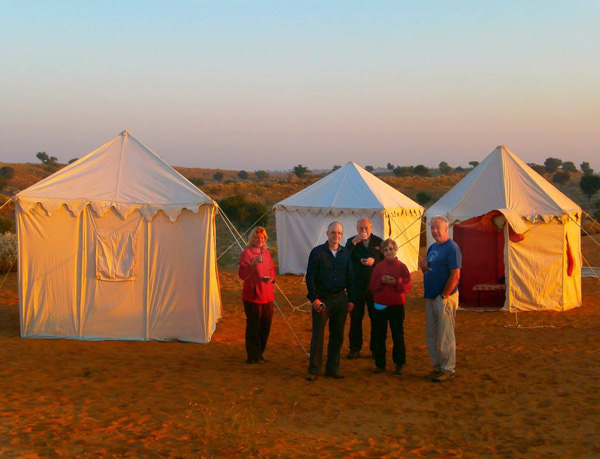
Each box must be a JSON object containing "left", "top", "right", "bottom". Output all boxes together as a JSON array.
[
  {"left": 0, "top": 232, "right": 17, "bottom": 273},
  {"left": 218, "top": 195, "right": 269, "bottom": 230},
  {"left": 0, "top": 166, "right": 14, "bottom": 179},
  {"left": 189, "top": 177, "right": 205, "bottom": 187},
  {"left": 0, "top": 217, "right": 14, "bottom": 233}
]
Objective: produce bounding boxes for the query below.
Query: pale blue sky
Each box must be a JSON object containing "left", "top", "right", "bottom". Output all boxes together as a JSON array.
[{"left": 1, "top": 1, "right": 599, "bottom": 170}]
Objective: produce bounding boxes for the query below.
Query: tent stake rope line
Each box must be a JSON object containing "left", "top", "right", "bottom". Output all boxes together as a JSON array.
[
  {"left": 216, "top": 208, "right": 310, "bottom": 357},
  {"left": 0, "top": 198, "right": 12, "bottom": 212},
  {"left": 390, "top": 215, "right": 424, "bottom": 259},
  {"left": 216, "top": 207, "right": 272, "bottom": 261},
  {"left": 0, "top": 257, "right": 16, "bottom": 292}
]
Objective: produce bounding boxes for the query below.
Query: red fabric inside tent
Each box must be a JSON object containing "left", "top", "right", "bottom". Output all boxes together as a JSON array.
[{"left": 453, "top": 214, "right": 506, "bottom": 308}]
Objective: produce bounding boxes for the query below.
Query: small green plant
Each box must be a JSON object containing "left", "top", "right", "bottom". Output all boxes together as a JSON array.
[{"left": 213, "top": 171, "right": 224, "bottom": 182}]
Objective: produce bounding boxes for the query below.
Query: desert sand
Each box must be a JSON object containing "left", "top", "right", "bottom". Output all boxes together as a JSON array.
[{"left": 1, "top": 240, "right": 599, "bottom": 458}]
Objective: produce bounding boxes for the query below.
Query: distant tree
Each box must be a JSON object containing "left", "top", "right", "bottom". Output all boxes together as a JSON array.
[
  {"left": 581, "top": 161, "right": 594, "bottom": 175},
  {"left": 562, "top": 161, "right": 577, "bottom": 172},
  {"left": 189, "top": 177, "right": 205, "bottom": 187},
  {"left": 455, "top": 166, "right": 465, "bottom": 173},
  {"left": 392, "top": 166, "right": 412, "bottom": 177},
  {"left": 580, "top": 175, "right": 600, "bottom": 201},
  {"left": 0, "top": 166, "right": 14, "bottom": 179},
  {"left": 255, "top": 170, "right": 270, "bottom": 180},
  {"left": 0, "top": 176, "right": 6, "bottom": 191},
  {"left": 387, "top": 162, "right": 394, "bottom": 171},
  {"left": 552, "top": 170, "right": 570, "bottom": 187},
  {"left": 293, "top": 164, "right": 309, "bottom": 179},
  {"left": 36, "top": 152, "right": 49, "bottom": 163},
  {"left": 68, "top": 158, "right": 78, "bottom": 164},
  {"left": 468, "top": 161, "right": 479, "bottom": 168},
  {"left": 36, "top": 151, "right": 58, "bottom": 168},
  {"left": 416, "top": 191, "right": 432, "bottom": 206},
  {"left": 528, "top": 163, "right": 546, "bottom": 175},
  {"left": 365, "top": 165, "right": 374, "bottom": 173},
  {"left": 439, "top": 161, "right": 452, "bottom": 175},
  {"left": 213, "top": 171, "right": 224, "bottom": 182},
  {"left": 414, "top": 164, "right": 430, "bottom": 177},
  {"left": 332, "top": 165, "right": 341, "bottom": 172},
  {"left": 237, "top": 170, "right": 249, "bottom": 180},
  {"left": 544, "top": 157, "right": 562, "bottom": 173}
]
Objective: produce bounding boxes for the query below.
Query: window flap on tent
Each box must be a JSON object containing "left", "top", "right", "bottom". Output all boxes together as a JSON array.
[{"left": 95, "top": 231, "right": 137, "bottom": 281}]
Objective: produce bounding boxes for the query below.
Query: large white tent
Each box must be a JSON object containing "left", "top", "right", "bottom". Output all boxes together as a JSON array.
[
  {"left": 15, "top": 131, "right": 221, "bottom": 341},
  {"left": 426, "top": 145, "right": 582, "bottom": 312},
  {"left": 274, "top": 162, "right": 424, "bottom": 274}
]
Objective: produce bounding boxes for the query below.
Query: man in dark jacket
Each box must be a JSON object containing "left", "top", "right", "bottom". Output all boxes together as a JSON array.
[
  {"left": 345, "top": 218, "right": 383, "bottom": 359},
  {"left": 306, "top": 221, "right": 355, "bottom": 381}
]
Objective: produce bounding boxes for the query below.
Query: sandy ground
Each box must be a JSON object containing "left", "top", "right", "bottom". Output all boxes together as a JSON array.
[{"left": 1, "top": 242, "right": 600, "bottom": 457}]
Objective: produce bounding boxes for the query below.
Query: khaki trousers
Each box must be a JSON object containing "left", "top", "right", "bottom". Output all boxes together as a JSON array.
[{"left": 425, "top": 292, "right": 458, "bottom": 374}]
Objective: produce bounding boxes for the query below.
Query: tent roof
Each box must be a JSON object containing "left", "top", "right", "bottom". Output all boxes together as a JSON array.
[
  {"left": 425, "top": 145, "right": 581, "bottom": 223},
  {"left": 16, "top": 131, "right": 214, "bottom": 221},
  {"left": 274, "top": 161, "right": 423, "bottom": 216}
]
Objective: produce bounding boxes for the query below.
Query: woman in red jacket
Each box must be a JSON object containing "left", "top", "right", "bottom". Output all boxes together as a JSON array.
[
  {"left": 238, "top": 226, "right": 276, "bottom": 364},
  {"left": 368, "top": 238, "right": 412, "bottom": 375}
]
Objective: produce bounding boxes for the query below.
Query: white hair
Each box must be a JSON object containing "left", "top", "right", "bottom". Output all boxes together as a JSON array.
[{"left": 430, "top": 215, "right": 449, "bottom": 228}]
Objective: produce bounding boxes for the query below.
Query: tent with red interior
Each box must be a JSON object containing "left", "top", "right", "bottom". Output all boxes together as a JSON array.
[{"left": 425, "top": 146, "right": 581, "bottom": 312}]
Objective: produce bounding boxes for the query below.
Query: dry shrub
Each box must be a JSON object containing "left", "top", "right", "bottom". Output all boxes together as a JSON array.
[
  {"left": 0, "top": 232, "right": 17, "bottom": 273},
  {"left": 581, "top": 217, "right": 600, "bottom": 235}
]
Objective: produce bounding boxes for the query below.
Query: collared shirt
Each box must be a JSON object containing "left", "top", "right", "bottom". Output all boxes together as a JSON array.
[
  {"left": 306, "top": 242, "right": 356, "bottom": 303},
  {"left": 345, "top": 234, "right": 383, "bottom": 288}
]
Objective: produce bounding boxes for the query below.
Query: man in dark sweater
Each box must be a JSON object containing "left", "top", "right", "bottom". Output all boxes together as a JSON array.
[
  {"left": 306, "top": 221, "right": 356, "bottom": 381},
  {"left": 345, "top": 218, "right": 383, "bottom": 359}
]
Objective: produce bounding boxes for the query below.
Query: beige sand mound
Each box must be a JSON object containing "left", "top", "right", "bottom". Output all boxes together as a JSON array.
[{"left": 1, "top": 267, "right": 599, "bottom": 457}]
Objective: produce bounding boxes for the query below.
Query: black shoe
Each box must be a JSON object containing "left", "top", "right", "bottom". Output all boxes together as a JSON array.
[
  {"left": 393, "top": 366, "right": 403, "bottom": 375},
  {"left": 346, "top": 351, "right": 361, "bottom": 360},
  {"left": 373, "top": 367, "right": 386, "bottom": 374},
  {"left": 306, "top": 374, "right": 318, "bottom": 381},
  {"left": 246, "top": 359, "right": 260, "bottom": 364},
  {"left": 324, "top": 372, "right": 345, "bottom": 379}
]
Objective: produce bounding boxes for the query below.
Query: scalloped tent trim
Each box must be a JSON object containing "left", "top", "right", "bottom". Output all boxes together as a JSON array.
[
  {"left": 273, "top": 205, "right": 423, "bottom": 218},
  {"left": 16, "top": 198, "right": 215, "bottom": 222}
]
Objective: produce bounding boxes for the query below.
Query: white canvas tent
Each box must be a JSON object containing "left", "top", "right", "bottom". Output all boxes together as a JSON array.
[
  {"left": 426, "top": 145, "right": 582, "bottom": 312},
  {"left": 15, "top": 131, "right": 221, "bottom": 341},
  {"left": 274, "top": 162, "right": 424, "bottom": 274}
]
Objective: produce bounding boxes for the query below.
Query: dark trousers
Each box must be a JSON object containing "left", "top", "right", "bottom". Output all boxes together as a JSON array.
[
  {"left": 308, "top": 292, "right": 348, "bottom": 375},
  {"left": 373, "top": 305, "right": 406, "bottom": 369},
  {"left": 244, "top": 301, "right": 273, "bottom": 361},
  {"left": 348, "top": 289, "right": 375, "bottom": 353}
]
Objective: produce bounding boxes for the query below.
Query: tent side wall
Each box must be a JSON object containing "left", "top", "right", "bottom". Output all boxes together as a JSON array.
[
  {"left": 18, "top": 204, "right": 220, "bottom": 341},
  {"left": 384, "top": 209, "right": 422, "bottom": 273},
  {"left": 562, "top": 216, "right": 582, "bottom": 310},
  {"left": 275, "top": 209, "right": 382, "bottom": 274},
  {"left": 505, "top": 219, "right": 581, "bottom": 312}
]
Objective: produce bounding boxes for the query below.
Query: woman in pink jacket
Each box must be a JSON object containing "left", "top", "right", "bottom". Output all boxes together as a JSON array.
[
  {"left": 238, "top": 226, "right": 276, "bottom": 364},
  {"left": 368, "top": 238, "right": 412, "bottom": 375}
]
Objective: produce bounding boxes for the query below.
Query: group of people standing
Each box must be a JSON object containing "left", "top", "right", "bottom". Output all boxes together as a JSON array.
[{"left": 237, "top": 215, "right": 462, "bottom": 383}]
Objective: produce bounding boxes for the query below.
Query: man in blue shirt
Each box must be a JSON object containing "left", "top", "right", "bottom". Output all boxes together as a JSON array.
[
  {"left": 306, "top": 221, "right": 355, "bottom": 381},
  {"left": 419, "top": 215, "right": 462, "bottom": 382}
]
